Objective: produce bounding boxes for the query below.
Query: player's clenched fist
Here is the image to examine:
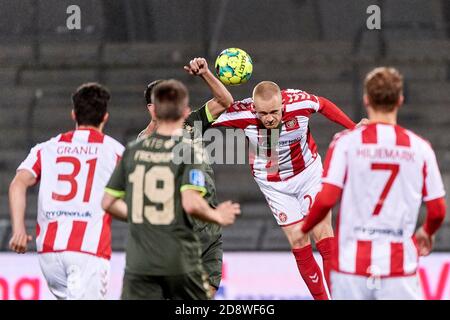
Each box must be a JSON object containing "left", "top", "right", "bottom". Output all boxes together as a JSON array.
[
  {"left": 184, "top": 57, "right": 209, "bottom": 76},
  {"left": 216, "top": 200, "right": 241, "bottom": 226},
  {"left": 9, "top": 230, "right": 32, "bottom": 254}
]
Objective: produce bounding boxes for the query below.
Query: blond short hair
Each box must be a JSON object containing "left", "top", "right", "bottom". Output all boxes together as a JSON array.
[{"left": 252, "top": 81, "right": 282, "bottom": 101}]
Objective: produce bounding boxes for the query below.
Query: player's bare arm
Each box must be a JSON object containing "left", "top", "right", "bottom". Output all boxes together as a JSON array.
[
  {"left": 181, "top": 189, "right": 240, "bottom": 226},
  {"left": 8, "top": 170, "right": 36, "bottom": 253},
  {"left": 102, "top": 192, "right": 128, "bottom": 222},
  {"left": 184, "top": 57, "right": 233, "bottom": 119}
]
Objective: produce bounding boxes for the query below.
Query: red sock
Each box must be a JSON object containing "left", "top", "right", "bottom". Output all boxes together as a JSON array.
[
  {"left": 316, "top": 237, "right": 335, "bottom": 293},
  {"left": 292, "top": 245, "right": 329, "bottom": 300}
]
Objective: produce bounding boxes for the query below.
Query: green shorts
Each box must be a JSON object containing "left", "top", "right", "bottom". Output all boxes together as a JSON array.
[{"left": 121, "top": 270, "right": 211, "bottom": 300}]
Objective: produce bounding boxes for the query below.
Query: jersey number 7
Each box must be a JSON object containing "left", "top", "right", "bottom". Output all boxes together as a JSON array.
[{"left": 371, "top": 163, "right": 400, "bottom": 216}]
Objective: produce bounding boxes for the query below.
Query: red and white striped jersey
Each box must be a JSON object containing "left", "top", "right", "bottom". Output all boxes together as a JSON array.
[
  {"left": 212, "top": 89, "right": 322, "bottom": 182},
  {"left": 17, "top": 129, "right": 125, "bottom": 260},
  {"left": 323, "top": 123, "right": 445, "bottom": 277}
]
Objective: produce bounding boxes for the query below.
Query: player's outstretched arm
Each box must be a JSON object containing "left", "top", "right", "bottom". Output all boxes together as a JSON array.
[
  {"left": 317, "top": 97, "right": 356, "bottom": 129},
  {"left": 181, "top": 189, "right": 240, "bottom": 226},
  {"left": 102, "top": 192, "right": 128, "bottom": 222},
  {"left": 184, "top": 57, "right": 233, "bottom": 119},
  {"left": 8, "top": 170, "right": 35, "bottom": 253}
]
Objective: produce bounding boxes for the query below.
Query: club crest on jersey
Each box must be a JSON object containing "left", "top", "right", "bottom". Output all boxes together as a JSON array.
[
  {"left": 285, "top": 118, "right": 299, "bottom": 131},
  {"left": 189, "top": 169, "right": 205, "bottom": 187},
  {"left": 279, "top": 212, "right": 288, "bottom": 223}
]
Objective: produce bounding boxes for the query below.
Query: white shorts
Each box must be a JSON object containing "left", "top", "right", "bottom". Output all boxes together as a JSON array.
[
  {"left": 330, "top": 271, "right": 422, "bottom": 300},
  {"left": 255, "top": 157, "right": 323, "bottom": 226},
  {"left": 38, "top": 251, "right": 110, "bottom": 300}
]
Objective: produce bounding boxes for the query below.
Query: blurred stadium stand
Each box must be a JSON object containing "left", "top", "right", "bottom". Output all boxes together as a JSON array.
[{"left": 0, "top": 0, "right": 449, "bottom": 252}]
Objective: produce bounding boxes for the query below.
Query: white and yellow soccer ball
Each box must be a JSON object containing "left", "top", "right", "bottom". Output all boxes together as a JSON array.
[{"left": 215, "top": 48, "right": 253, "bottom": 86}]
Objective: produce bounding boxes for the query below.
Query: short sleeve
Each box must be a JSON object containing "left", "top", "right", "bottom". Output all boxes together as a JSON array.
[
  {"left": 310, "top": 94, "right": 321, "bottom": 112},
  {"left": 185, "top": 104, "right": 212, "bottom": 136},
  {"left": 179, "top": 144, "right": 209, "bottom": 197},
  {"left": 321, "top": 133, "right": 349, "bottom": 188},
  {"left": 422, "top": 143, "right": 445, "bottom": 202},
  {"left": 282, "top": 89, "right": 320, "bottom": 113},
  {"left": 17, "top": 143, "right": 44, "bottom": 179},
  {"left": 180, "top": 164, "right": 208, "bottom": 197}
]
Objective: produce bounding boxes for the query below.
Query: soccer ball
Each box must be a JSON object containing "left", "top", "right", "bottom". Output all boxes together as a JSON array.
[{"left": 215, "top": 48, "right": 253, "bottom": 86}]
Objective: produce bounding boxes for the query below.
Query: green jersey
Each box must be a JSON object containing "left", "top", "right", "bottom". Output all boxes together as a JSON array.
[
  {"left": 106, "top": 132, "right": 210, "bottom": 276},
  {"left": 138, "top": 104, "right": 221, "bottom": 236}
]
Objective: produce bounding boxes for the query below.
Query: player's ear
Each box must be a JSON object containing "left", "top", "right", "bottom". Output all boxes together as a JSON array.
[
  {"left": 102, "top": 112, "right": 109, "bottom": 125},
  {"left": 147, "top": 103, "right": 154, "bottom": 116},
  {"left": 182, "top": 106, "right": 190, "bottom": 119},
  {"left": 149, "top": 105, "right": 157, "bottom": 120},
  {"left": 71, "top": 109, "right": 77, "bottom": 122},
  {"left": 397, "top": 94, "right": 404, "bottom": 109},
  {"left": 363, "top": 94, "right": 370, "bottom": 108}
]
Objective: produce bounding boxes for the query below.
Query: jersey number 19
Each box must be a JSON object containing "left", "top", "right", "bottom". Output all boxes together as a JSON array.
[{"left": 129, "top": 165, "right": 175, "bottom": 225}]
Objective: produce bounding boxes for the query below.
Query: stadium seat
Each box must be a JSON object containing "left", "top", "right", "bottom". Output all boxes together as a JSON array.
[{"left": 222, "top": 219, "right": 265, "bottom": 251}]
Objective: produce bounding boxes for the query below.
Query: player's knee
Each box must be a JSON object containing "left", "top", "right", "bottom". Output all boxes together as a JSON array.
[
  {"left": 312, "top": 224, "right": 334, "bottom": 242},
  {"left": 289, "top": 232, "right": 311, "bottom": 249}
]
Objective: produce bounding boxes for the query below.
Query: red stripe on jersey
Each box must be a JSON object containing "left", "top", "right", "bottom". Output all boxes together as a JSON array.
[
  {"left": 394, "top": 126, "right": 410, "bottom": 147},
  {"left": 96, "top": 213, "right": 112, "bottom": 259},
  {"left": 212, "top": 118, "right": 258, "bottom": 129},
  {"left": 42, "top": 222, "right": 58, "bottom": 252},
  {"left": 266, "top": 160, "right": 281, "bottom": 182},
  {"left": 422, "top": 162, "right": 428, "bottom": 198},
  {"left": 59, "top": 131, "right": 75, "bottom": 143},
  {"left": 362, "top": 125, "right": 378, "bottom": 144},
  {"left": 87, "top": 129, "right": 105, "bottom": 143},
  {"left": 355, "top": 240, "right": 372, "bottom": 275},
  {"left": 36, "top": 223, "right": 40, "bottom": 238},
  {"left": 31, "top": 150, "right": 42, "bottom": 179},
  {"left": 116, "top": 154, "right": 122, "bottom": 164},
  {"left": 390, "top": 242, "right": 404, "bottom": 275},
  {"left": 289, "top": 140, "right": 306, "bottom": 176},
  {"left": 264, "top": 129, "right": 281, "bottom": 181},
  {"left": 67, "top": 221, "right": 88, "bottom": 251}
]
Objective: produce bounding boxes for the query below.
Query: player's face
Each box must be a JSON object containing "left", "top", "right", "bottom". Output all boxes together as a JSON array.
[{"left": 254, "top": 95, "right": 283, "bottom": 129}]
